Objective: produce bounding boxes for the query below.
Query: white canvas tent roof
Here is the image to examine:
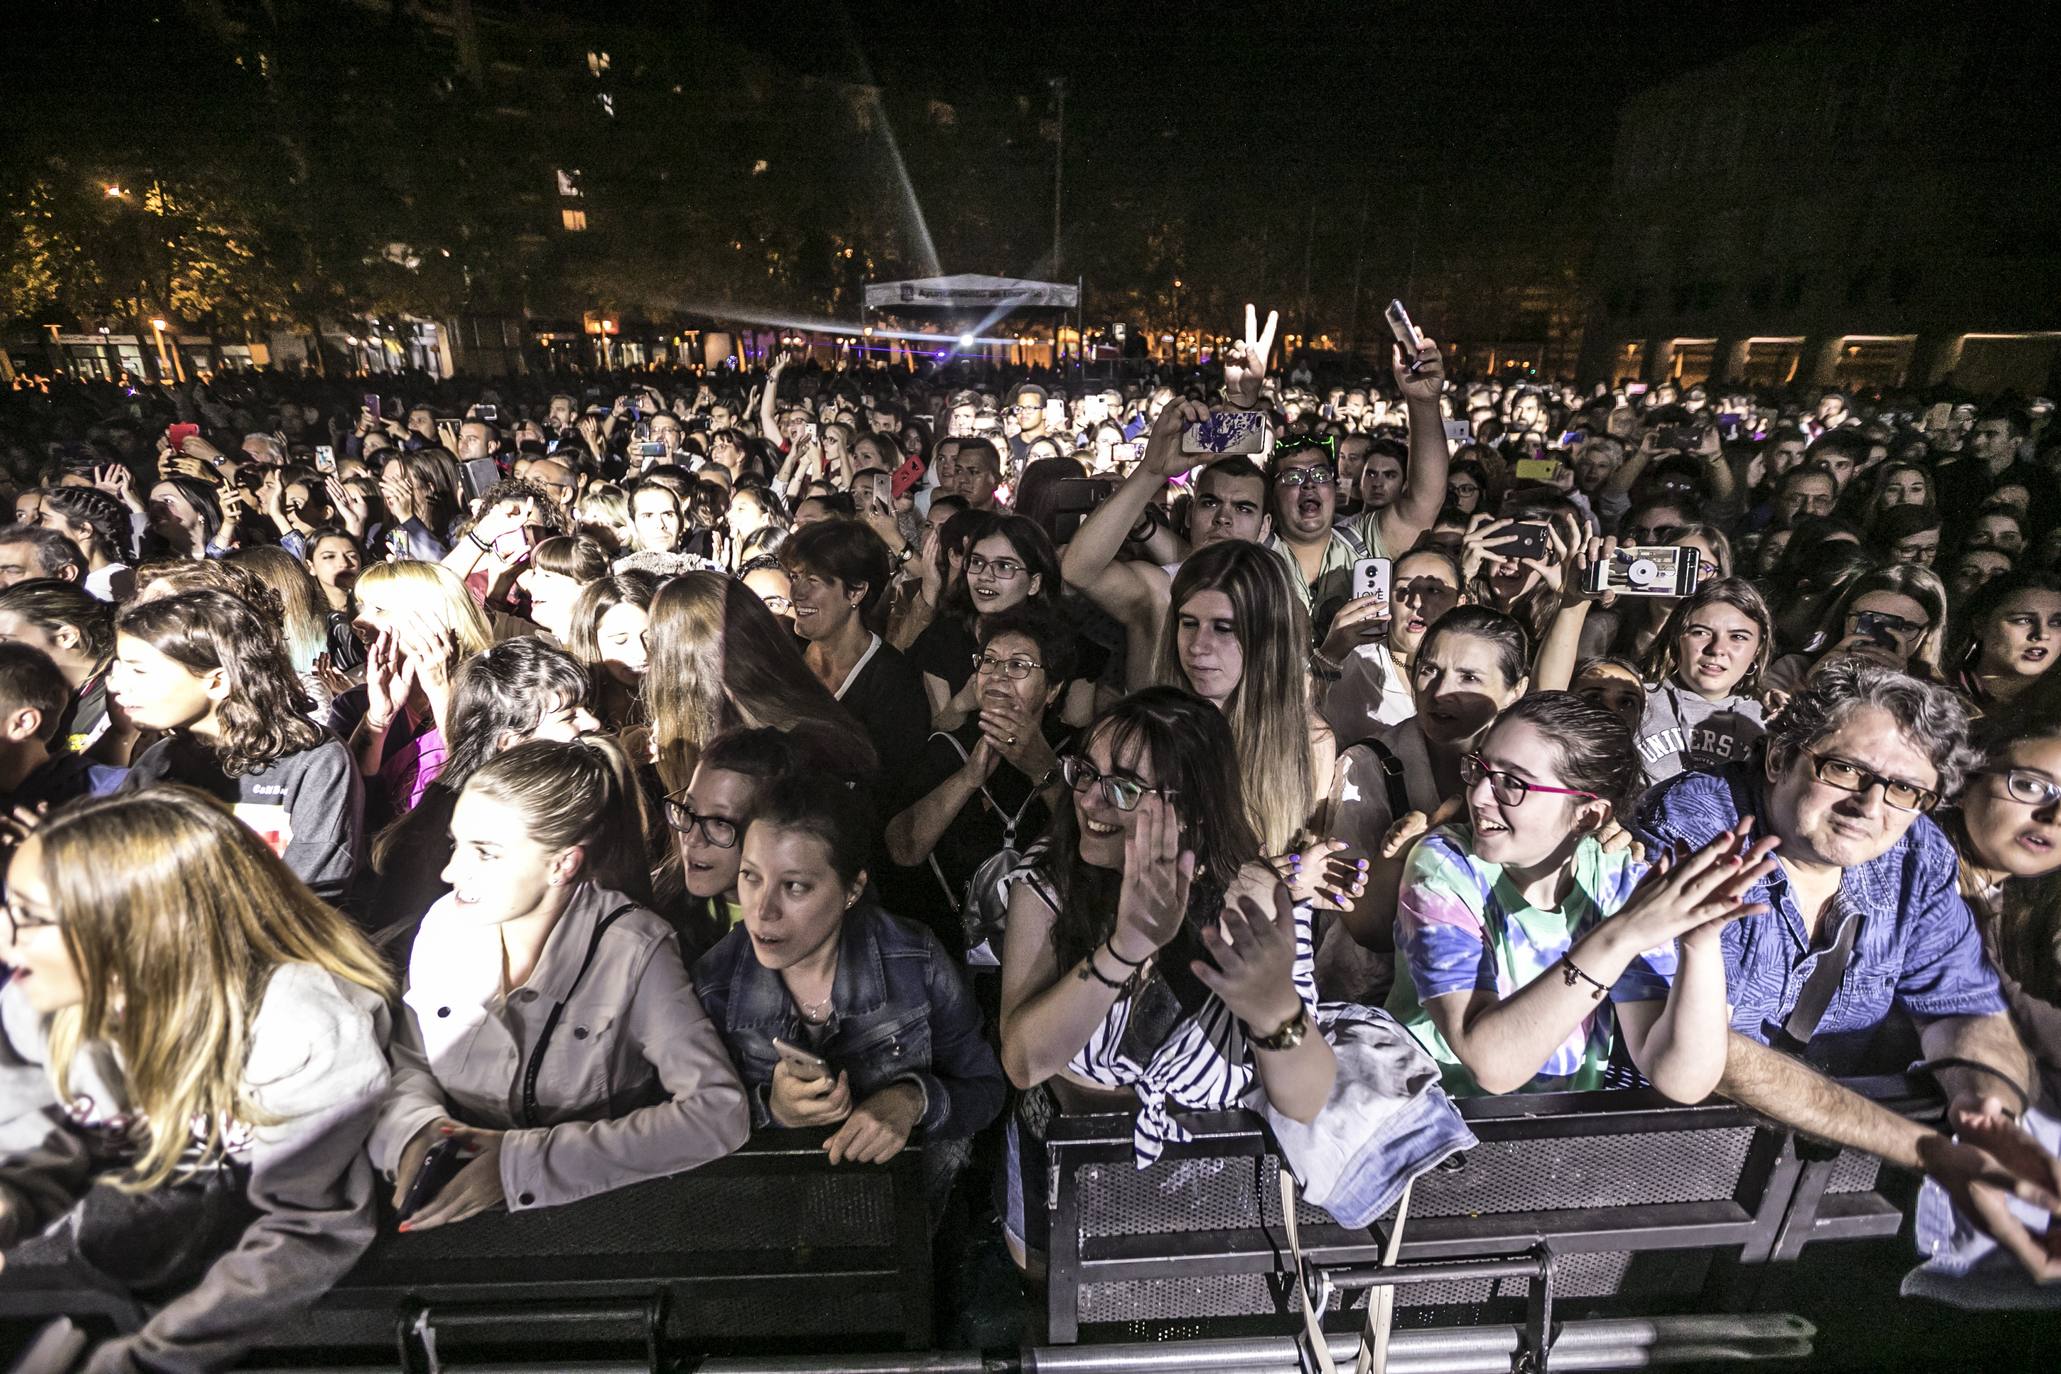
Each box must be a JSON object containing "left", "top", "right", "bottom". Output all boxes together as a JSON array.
[{"left": 863, "top": 274, "right": 1080, "bottom": 312}]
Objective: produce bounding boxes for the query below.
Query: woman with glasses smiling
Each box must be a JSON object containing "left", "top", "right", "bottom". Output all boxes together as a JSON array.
[
  {"left": 663, "top": 726, "right": 816, "bottom": 957},
  {"left": 998, "top": 687, "right": 1335, "bottom": 1265},
  {"left": 907, "top": 512, "right": 1098, "bottom": 730},
  {"left": 1388, "top": 692, "right": 1771, "bottom": 1098}
]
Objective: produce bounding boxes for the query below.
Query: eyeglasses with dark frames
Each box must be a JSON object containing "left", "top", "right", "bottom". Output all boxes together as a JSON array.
[
  {"left": 663, "top": 797, "right": 741, "bottom": 847},
  {"left": 964, "top": 553, "right": 1026, "bottom": 580},
  {"left": 1461, "top": 754, "right": 1600, "bottom": 807},
  {"left": 1802, "top": 749, "right": 1940, "bottom": 813},
  {"left": 1059, "top": 754, "right": 1177, "bottom": 813},
  {"left": 3, "top": 899, "right": 59, "bottom": 945}
]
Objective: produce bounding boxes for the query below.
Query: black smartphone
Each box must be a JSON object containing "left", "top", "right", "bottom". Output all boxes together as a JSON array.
[
  {"left": 1503, "top": 522, "right": 1552, "bottom": 563},
  {"left": 459, "top": 456, "right": 500, "bottom": 502},
  {"left": 397, "top": 1137, "right": 469, "bottom": 1223}
]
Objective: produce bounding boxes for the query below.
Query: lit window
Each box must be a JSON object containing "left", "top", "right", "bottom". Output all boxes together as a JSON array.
[
  {"left": 597, "top": 92, "right": 614, "bottom": 117},
  {"left": 586, "top": 51, "right": 610, "bottom": 76},
  {"left": 751, "top": 159, "right": 769, "bottom": 176},
  {"left": 556, "top": 169, "right": 583, "bottom": 198},
  {"left": 562, "top": 208, "right": 588, "bottom": 232}
]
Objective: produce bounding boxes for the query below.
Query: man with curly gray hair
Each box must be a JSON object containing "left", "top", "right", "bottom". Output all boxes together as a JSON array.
[{"left": 1639, "top": 657, "right": 2061, "bottom": 1281}]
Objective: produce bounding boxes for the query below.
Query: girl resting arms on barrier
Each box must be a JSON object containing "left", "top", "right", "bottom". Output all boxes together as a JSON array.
[
  {"left": 373, "top": 739, "right": 748, "bottom": 1231},
  {"left": 1388, "top": 691, "right": 1774, "bottom": 1100}
]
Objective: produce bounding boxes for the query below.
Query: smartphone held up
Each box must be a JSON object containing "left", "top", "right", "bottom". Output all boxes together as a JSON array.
[{"left": 1180, "top": 409, "right": 1268, "bottom": 457}]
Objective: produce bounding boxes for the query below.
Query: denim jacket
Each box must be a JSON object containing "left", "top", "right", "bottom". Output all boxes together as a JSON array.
[{"left": 693, "top": 902, "right": 1005, "bottom": 1140}]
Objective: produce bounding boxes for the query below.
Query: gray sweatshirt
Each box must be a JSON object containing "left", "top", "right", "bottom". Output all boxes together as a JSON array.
[{"left": 0, "top": 964, "right": 392, "bottom": 1374}]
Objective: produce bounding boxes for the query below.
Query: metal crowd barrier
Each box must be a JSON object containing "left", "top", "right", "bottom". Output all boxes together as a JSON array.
[
  {"left": 0, "top": 1078, "right": 1940, "bottom": 1372},
  {"left": 1040, "top": 1073, "right": 1938, "bottom": 1367}
]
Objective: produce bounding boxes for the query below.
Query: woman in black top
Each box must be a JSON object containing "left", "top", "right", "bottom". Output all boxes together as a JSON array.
[
  {"left": 781, "top": 518, "right": 931, "bottom": 811},
  {"left": 887, "top": 608, "right": 1077, "bottom": 956}
]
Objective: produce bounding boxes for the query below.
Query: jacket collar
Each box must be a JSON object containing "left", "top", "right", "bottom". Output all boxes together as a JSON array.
[{"left": 724, "top": 901, "right": 891, "bottom": 1032}]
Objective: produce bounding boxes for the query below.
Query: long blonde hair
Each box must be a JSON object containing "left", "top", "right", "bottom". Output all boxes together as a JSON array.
[
  {"left": 38, "top": 787, "right": 394, "bottom": 1191},
  {"left": 643, "top": 572, "right": 873, "bottom": 794},
  {"left": 353, "top": 559, "right": 493, "bottom": 660},
  {"left": 1152, "top": 542, "right": 1317, "bottom": 854}
]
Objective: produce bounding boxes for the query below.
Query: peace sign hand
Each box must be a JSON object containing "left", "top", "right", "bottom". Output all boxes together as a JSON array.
[{"left": 1222, "top": 303, "right": 1279, "bottom": 410}]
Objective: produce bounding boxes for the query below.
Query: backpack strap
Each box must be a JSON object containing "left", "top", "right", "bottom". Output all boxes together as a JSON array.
[{"left": 1344, "top": 736, "right": 1411, "bottom": 823}]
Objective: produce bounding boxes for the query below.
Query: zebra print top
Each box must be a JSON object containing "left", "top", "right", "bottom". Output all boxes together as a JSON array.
[{"left": 1008, "top": 844, "right": 1320, "bottom": 1167}]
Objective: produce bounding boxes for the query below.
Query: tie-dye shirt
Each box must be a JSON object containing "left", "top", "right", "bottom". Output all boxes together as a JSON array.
[{"left": 1385, "top": 824, "right": 1675, "bottom": 1096}]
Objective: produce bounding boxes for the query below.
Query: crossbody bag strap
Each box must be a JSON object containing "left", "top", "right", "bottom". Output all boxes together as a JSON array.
[
  {"left": 1278, "top": 1167, "right": 1413, "bottom": 1374},
  {"left": 1776, "top": 899, "right": 1860, "bottom": 1051},
  {"left": 925, "top": 731, "right": 979, "bottom": 914},
  {"left": 1345, "top": 736, "right": 1411, "bottom": 823},
  {"left": 519, "top": 902, "right": 636, "bottom": 1128}
]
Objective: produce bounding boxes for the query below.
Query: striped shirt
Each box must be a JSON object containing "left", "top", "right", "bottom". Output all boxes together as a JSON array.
[{"left": 1010, "top": 847, "right": 1320, "bottom": 1167}]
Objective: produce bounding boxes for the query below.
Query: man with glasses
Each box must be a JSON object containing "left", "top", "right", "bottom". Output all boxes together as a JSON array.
[
  {"left": 1267, "top": 337, "right": 1453, "bottom": 634},
  {"left": 1006, "top": 384, "right": 1048, "bottom": 468},
  {"left": 1638, "top": 660, "right": 2061, "bottom": 1279}
]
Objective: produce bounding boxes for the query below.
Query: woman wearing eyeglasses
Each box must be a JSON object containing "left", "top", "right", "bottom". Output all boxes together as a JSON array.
[
  {"left": 1944, "top": 706, "right": 2061, "bottom": 1111},
  {"left": 662, "top": 726, "right": 813, "bottom": 958},
  {"left": 1387, "top": 692, "right": 1771, "bottom": 1098},
  {"left": 906, "top": 513, "right": 1097, "bottom": 730},
  {"left": 886, "top": 609, "right": 1077, "bottom": 955},
  {"left": 998, "top": 687, "right": 1335, "bottom": 1264},
  {"left": 1766, "top": 563, "right": 1951, "bottom": 699}
]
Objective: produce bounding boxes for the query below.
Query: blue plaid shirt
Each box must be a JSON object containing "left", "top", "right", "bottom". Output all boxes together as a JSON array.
[{"left": 1637, "top": 767, "right": 2007, "bottom": 1075}]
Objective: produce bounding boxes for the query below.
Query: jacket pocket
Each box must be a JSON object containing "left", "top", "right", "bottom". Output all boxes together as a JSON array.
[{"left": 531, "top": 1007, "right": 619, "bottom": 1123}]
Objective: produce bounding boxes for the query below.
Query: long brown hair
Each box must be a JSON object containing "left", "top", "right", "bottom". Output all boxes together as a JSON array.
[
  {"left": 1152, "top": 542, "right": 1317, "bottom": 854},
  {"left": 642, "top": 572, "right": 874, "bottom": 793},
  {"left": 39, "top": 787, "right": 394, "bottom": 1190}
]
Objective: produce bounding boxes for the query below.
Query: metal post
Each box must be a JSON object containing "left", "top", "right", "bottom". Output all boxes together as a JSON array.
[{"left": 1050, "top": 77, "right": 1067, "bottom": 277}]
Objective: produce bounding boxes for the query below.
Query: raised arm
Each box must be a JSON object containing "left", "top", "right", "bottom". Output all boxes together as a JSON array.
[
  {"left": 1378, "top": 337, "right": 1453, "bottom": 553},
  {"left": 1059, "top": 399, "right": 1207, "bottom": 627}
]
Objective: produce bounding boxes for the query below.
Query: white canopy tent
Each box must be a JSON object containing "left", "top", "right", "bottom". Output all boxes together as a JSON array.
[
  {"left": 862, "top": 274, "right": 1080, "bottom": 311},
  {"left": 861, "top": 274, "right": 1085, "bottom": 366}
]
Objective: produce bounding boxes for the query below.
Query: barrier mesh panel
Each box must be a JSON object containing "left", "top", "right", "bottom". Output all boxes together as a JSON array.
[
  {"left": 1080, "top": 1249, "right": 1714, "bottom": 1330},
  {"left": 1824, "top": 1149, "right": 1885, "bottom": 1194},
  {"left": 1077, "top": 1128, "right": 1756, "bottom": 1244}
]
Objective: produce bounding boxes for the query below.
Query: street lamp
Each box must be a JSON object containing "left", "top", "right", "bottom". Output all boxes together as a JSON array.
[{"left": 104, "top": 184, "right": 125, "bottom": 199}]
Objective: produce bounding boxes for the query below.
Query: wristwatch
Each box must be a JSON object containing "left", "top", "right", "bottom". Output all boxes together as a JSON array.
[{"left": 1249, "top": 1005, "right": 1310, "bottom": 1053}]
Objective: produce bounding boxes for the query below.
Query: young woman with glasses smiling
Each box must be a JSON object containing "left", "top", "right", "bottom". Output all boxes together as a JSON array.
[
  {"left": 907, "top": 513, "right": 1098, "bottom": 729},
  {"left": 662, "top": 726, "right": 814, "bottom": 958},
  {"left": 1387, "top": 692, "right": 1773, "bottom": 1098},
  {"left": 998, "top": 687, "right": 1335, "bottom": 1265}
]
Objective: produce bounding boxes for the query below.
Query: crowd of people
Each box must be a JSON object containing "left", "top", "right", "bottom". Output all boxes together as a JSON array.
[{"left": 0, "top": 305, "right": 2056, "bottom": 1369}]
